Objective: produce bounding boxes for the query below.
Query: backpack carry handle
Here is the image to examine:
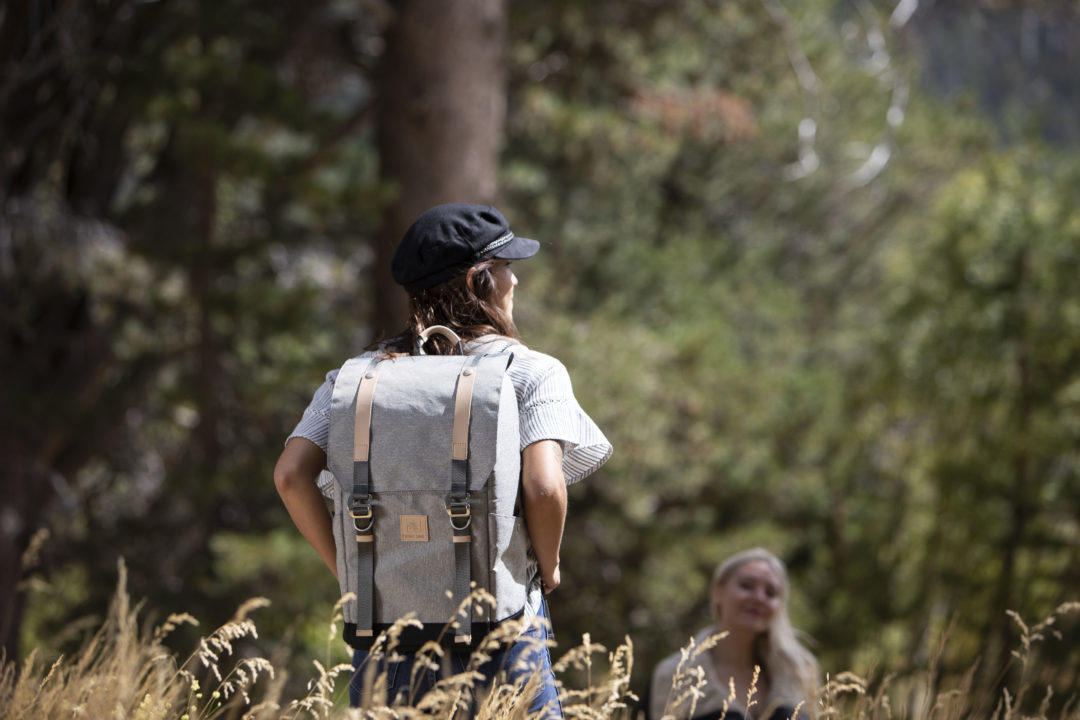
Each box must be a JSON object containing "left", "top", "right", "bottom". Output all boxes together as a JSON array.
[{"left": 415, "top": 325, "right": 465, "bottom": 356}]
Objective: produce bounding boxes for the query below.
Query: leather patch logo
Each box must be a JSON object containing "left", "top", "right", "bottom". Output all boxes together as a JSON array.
[{"left": 400, "top": 515, "right": 429, "bottom": 542}]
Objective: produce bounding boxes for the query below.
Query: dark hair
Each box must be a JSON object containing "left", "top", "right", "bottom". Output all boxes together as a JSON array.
[{"left": 380, "top": 260, "right": 519, "bottom": 356}]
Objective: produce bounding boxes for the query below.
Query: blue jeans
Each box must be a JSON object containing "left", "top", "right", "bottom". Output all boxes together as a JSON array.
[{"left": 349, "top": 598, "right": 563, "bottom": 718}]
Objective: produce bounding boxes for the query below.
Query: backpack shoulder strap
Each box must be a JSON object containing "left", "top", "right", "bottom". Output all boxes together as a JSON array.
[
  {"left": 327, "top": 354, "right": 382, "bottom": 638},
  {"left": 327, "top": 355, "right": 380, "bottom": 494}
]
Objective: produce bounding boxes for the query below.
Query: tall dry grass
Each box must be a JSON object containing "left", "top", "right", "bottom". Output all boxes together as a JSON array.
[{"left": 1, "top": 561, "right": 1076, "bottom": 719}]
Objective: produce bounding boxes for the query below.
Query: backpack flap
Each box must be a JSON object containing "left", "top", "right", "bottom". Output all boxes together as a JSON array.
[{"left": 327, "top": 349, "right": 526, "bottom": 650}]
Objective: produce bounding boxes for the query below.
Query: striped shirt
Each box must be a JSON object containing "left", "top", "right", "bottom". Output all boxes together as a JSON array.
[{"left": 287, "top": 336, "right": 613, "bottom": 496}]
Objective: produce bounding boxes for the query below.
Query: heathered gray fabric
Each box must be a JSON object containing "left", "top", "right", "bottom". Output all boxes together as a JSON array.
[
  {"left": 326, "top": 350, "right": 526, "bottom": 628},
  {"left": 290, "top": 335, "right": 613, "bottom": 626},
  {"left": 290, "top": 340, "right": 612, "bottom": 496}
]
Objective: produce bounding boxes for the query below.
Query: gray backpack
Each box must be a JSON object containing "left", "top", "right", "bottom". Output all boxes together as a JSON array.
[{"left": 327, "top": 327, "right": 529, "bottom": 650}]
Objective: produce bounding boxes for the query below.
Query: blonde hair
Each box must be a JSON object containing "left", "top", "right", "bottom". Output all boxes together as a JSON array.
[{"left": 711, "top": 548, "right": 819, "bottom": 710}]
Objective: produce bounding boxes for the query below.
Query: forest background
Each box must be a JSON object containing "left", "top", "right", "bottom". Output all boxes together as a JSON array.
[{"left": 2, "top": 0, "right": 1079, "bottom": 714}]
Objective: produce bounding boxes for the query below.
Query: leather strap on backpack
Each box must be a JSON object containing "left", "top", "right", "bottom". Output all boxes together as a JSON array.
[
  {"left": 350, "top": 367, "right": 380, "bottom": 638},
  {"left": 448, "top": 354, "right": 482, "bottom": 644}
]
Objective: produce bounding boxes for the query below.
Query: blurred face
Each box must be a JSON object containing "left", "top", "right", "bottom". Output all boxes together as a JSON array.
[
  {"left": 491, "top": 259, "right": 518, "bottom": 318},
  {"left": 712, "top": 559, "right": 783, "bottom": 636}
]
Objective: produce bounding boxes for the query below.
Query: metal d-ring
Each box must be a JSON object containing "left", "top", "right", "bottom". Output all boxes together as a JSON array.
[
  {"left": 447, "top": 501, "right": 472, "bottom": 531},
  {"left": 349, "top": 497, "right": 375, "bottom": 533},
  {"left": 351, "top": 513, "right": 375, "bottom": 534}
]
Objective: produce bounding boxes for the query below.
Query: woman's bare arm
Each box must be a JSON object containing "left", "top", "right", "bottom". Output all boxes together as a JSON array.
[
  {"left": 521, "top": 439, "right": 568, "bottom": 593},
  {"left": 274, "top": 437, "right": 338, "bottom": 578}
]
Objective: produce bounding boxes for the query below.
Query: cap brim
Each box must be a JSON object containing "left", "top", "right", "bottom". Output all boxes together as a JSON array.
[{"left": 491, "top": 235, "right": 540, "bottom": 260}]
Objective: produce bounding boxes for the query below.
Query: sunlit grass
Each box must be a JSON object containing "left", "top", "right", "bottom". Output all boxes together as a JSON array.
[{"left": 1, "top": 562, "right": 1076, "bottom": 719}]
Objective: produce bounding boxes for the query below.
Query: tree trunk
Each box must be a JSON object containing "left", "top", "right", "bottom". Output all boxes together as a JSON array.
[
  {"left": 0, "top": 460, "right": 51, "bottom": 663},
  {"left": 0, "top": 200, "right": 124, "bottom": 661},
  {"left": 371, "top": 0, "right": 507, "bottom": 338}
]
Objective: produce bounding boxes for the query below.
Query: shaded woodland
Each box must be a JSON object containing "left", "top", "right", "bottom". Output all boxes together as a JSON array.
[{"left": 2, "top": 0, "right": 1079, "bottom": 711}]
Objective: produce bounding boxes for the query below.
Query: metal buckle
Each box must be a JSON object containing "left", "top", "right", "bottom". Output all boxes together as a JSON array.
[
  {"left": 446, "top": 500, "right": 471, "bottom": 531},
  {"left": 349, "top": 496, "right": 374, "bottom": 533}
]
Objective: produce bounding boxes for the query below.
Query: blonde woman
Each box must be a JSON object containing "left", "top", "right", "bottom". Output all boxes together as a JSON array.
[{"left": 649, "top": 548, "right": 819, "bottom": 720}]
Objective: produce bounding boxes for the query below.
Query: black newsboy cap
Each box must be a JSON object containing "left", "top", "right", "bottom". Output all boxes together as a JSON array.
[{"left": 391, "top": 203, "right": 540, "bottom": 292}]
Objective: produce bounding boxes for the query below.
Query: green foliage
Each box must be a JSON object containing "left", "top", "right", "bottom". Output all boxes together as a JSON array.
[
  {"left": 4, "top": 0, "right": 380, "bottom": 693},
  {"left": 7, "top": 0, "right": 1080, "bottom": 712},
  {"left": 211, "top": 529, "right": 352, "bottom": 667},
  {"left": 503, "top": 0, "right": 1079, "bottom": 707},
  {"left": 880, "top": 147, "right": 1080, "bottom": 678}
]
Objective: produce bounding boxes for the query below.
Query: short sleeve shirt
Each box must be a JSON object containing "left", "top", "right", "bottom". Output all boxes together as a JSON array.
[{"left": 287, "top": 337, "right": 613, "bottom": 495}]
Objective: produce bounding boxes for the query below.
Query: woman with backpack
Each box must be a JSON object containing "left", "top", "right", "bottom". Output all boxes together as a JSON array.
[
  {"left": 648, "top": 548, "right": 820, "bottom": 720},
  {"left": 274, "top": 203, "right": 612, "bottom": 717}
]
